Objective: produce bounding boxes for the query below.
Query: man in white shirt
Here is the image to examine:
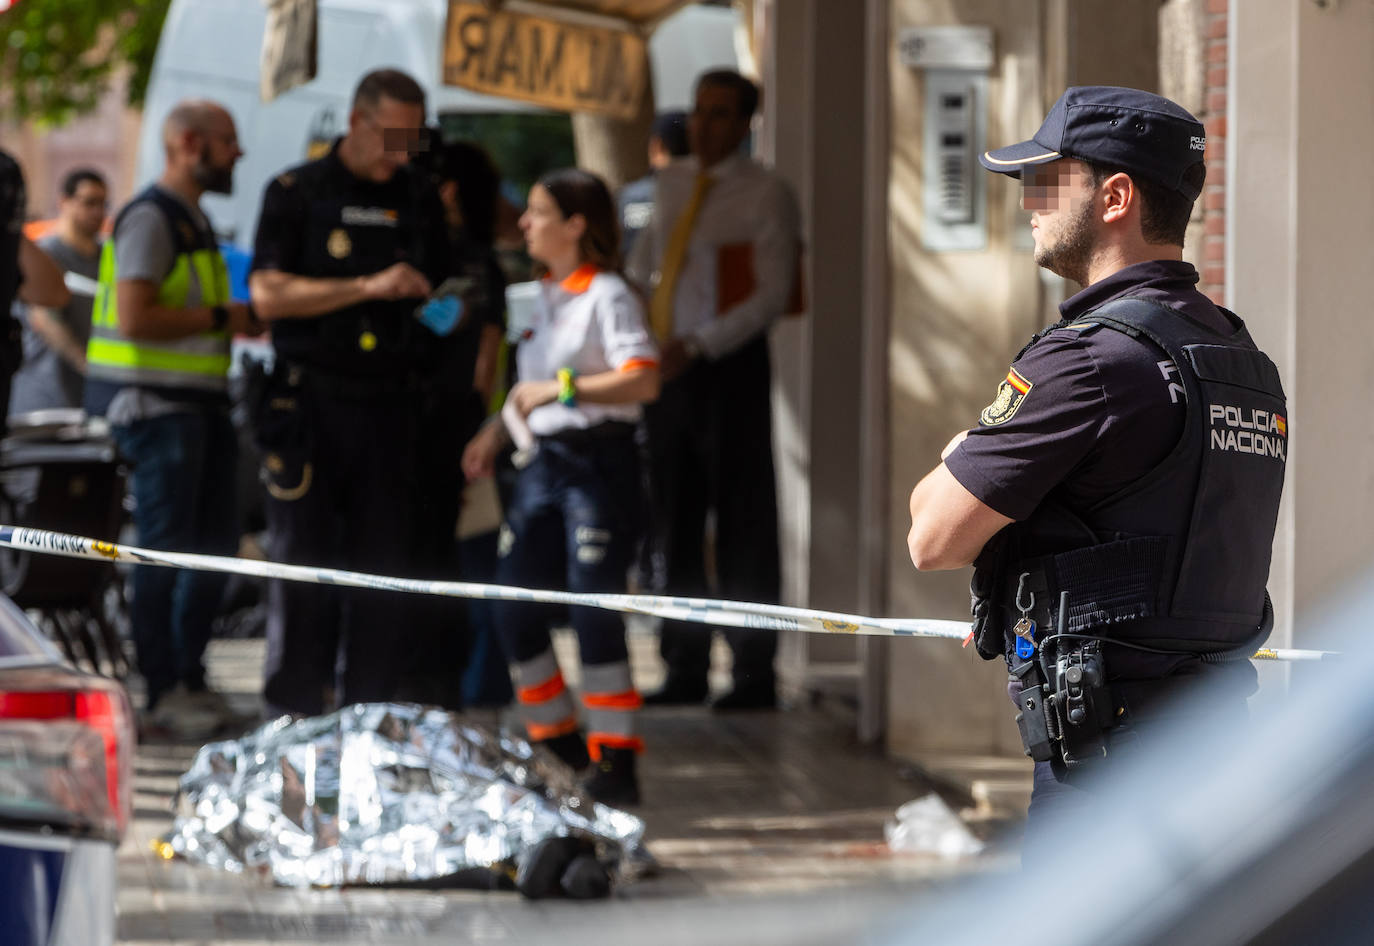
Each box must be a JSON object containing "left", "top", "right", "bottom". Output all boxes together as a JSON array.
[{"left": 628, "top": 69, "right": 801, "bottom": 710}]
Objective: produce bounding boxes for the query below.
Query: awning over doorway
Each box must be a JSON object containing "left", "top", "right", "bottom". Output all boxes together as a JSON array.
[{"left": 442, "top": 1, "right": 697, "bottom": 119}]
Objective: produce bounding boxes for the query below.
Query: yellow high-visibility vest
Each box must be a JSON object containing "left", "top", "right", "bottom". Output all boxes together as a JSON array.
[{"left": 87, "top": 187, "right": 232, "bottom": 394}]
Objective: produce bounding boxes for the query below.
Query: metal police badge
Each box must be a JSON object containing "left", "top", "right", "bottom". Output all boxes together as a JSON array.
[
  {"left": 980, "top": 367, "right": 1033, "bottom": 426},
  {"left": 327, "top": 228, "right": 352, "bottom": 259}
]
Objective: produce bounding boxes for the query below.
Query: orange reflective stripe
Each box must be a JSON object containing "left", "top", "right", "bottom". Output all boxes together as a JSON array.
[
  {"left": 582, "top": 689, "right": 643, "bottom": 711},
  {"left": 527, "top": 717, "right": 580, "bottom": 741},
  {"left": 587, "top": 734, "right": 645, "bottom": 761},
  {"left": 518, "top": 672, "right": 567, "bottom": 705},
  {"left": 618, "top": 357, "right": 659, "bottom": 373}
]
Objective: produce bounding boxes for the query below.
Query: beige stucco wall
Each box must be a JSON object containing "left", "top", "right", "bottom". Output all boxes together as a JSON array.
[
  {"left": 884, "top": 0, "right": 1047, "bottom": 759},
  {"left": 1230, "top": 0, "right": 1374, "bottom": 683},
  {"left": 883, "top": 0, "right": 1163, "bottom": 760}
]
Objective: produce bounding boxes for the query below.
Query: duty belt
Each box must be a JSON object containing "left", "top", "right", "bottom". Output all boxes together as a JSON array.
[{"left": 291, "top": 362, "right": 418, "bottom": 400}]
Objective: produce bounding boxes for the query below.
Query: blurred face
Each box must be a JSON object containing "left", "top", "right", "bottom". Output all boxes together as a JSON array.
[
  {"left": 519, "top": 184, "right": 584, "bottom": 268},
  {"left": 348, "top": 96, "right": 427, "bottom": 183},
  {"left": 689, "top": 83, "right": 750, "bottom": 168},
  {"left": 190, "top": 111, "right": 243, "bottom": 195},
  {"left": 60, "top": 179, "right": 107, "bottom": 239},
  {"left": 1021, "top": 158, "right": 1099, "bottom": 285}
]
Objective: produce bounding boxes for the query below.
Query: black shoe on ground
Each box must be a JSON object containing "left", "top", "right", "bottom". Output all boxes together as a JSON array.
[
  {"left": 582, "top": 747, "right": 641, "bottom": 807},
  {"left": 710, "top": 685, "right": 778, "bottom": 711},
  {"left": 539, "top": 732, "right": 590, "bottom": 771},
  {"left": 642, "top": 677, "right": 708, "bottom": 706}
]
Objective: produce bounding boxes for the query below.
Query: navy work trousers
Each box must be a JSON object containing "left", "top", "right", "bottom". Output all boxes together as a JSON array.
[
  {"left": 113, "top": 406, "right": 239, "bottom": 709},
  {"left": 644, "top": 336, "right": 780, "bottom": 692},
  {"left": 492, "top": 429, "right": 640, "bottom": 670}
]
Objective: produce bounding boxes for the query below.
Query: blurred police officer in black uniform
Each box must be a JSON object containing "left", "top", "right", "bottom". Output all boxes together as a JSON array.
[
  {"left": 906, "top": 88, "right": 1286, "bottom": 859},
  {"left": 249, "top": 69, "right": 452, "bottom": 716},
  {"left": 1, "top": 150, "right": 71, "bottom": 423},
  {"left": 617, "top": 110, "right": 689, "bottom": 259},
  {"left": 399, "top": 139, "right": 507, "bottom": 709}
]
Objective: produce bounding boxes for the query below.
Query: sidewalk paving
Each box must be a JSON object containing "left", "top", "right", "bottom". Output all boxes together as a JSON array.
[{"left": 117, "top": 633, "right": 1023, "bottom": 945}]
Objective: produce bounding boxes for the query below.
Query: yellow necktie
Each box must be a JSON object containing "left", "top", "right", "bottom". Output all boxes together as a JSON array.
[{"left": 649, "top": 172, "right": 714, "bottom": 341}]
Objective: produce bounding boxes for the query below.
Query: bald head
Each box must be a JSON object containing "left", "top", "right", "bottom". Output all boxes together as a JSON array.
[
  {"left": 160, "top": 99, "right": 242, "bottom": 197},
  {"left": 163, "top": 100, "right": 232, "bottom": 147}
]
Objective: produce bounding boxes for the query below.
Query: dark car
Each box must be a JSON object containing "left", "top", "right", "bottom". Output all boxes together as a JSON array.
[{"left": 0, "top": 592, "right": 134, "bottom": 946}]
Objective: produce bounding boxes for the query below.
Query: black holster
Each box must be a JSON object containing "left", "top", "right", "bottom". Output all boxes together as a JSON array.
[
  {"left": 250, "top": 362, "right": 314, "bottom": 503},
  {"left": 1014, "top": 638, "right": 1119, "bottom": 776}
]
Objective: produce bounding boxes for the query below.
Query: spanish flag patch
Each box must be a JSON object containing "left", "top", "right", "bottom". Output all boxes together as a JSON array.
[{"left": 980, "top": 367, "right": 1033, "bottom": 426}]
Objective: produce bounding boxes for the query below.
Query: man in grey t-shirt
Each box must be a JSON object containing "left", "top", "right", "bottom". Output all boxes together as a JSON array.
[
  {"left": 10, "top": 169, "right": 106, "bottom": 414},
  {"left": 85, "top": 101, "right": 258, "bottom": 741}
]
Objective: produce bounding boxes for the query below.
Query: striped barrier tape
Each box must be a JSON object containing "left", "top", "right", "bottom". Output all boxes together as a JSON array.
[{"left": 0, "top": 525, "right": 1339, "bottom": 661}]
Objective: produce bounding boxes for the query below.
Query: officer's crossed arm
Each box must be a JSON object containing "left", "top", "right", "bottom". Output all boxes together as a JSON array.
[
  {"left": 249, "top": 263, "right": 432, "bottom": 320},
  {"left": 907, "top": 430, "right": 1014, "bottom": 571},
  {"left": 115, "top": 280, "right": 256, "bottom": 341}
]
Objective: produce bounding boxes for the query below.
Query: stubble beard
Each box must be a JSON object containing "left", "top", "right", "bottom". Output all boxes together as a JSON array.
[
  {"left": 1034, "top": 197, "right": 1098, "bottom": 286},
  {"left": 193, "top": 143, "right": 235, "bottom": 195}
]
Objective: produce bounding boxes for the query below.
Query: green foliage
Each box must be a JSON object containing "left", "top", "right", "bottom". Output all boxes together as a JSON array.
[{"left": 0, "top": 0, "right": 173, "bottom": 125}]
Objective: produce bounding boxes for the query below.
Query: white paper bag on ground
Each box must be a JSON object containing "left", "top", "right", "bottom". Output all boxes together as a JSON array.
[{"left": 885, "top": 793, "right": 984, "bottom": 858}]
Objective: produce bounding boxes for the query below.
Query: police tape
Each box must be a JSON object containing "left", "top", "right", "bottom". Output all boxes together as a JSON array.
[{"left": 0, "top": 525, "right": 1339, "bottom": 661}]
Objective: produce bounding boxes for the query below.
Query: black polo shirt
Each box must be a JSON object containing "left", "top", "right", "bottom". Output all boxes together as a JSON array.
[
  {"left": 949, "top": 260, "right": 1263, "bottom": 692},
  {"left": 1, "top": 152, "right": 28, "bottom": 409},
  {"left": 0, "top": 151, "right": 25, "bottom": 323},
  {"left": 946, "top": 260, "right": 1231, "bottom": 521},
  {"left": 251, "top": 140, "right": 451, "bottom": 379}
]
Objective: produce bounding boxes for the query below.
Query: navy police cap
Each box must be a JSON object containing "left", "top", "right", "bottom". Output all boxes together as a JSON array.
[{"left": 980, "top": 86, "right": 1206, "bottom": 200}]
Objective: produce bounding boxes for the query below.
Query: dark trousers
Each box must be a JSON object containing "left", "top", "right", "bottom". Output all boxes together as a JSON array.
[
  {"left": 644, "top": 337, "right": 780, "bottom": 692},
  {"left": 112, "top": 407, "right": 239, "bottom": 709},
  {"left": 397, "top": 388, "right": 472, "bottom": 710},
  {"left": 260, "top": 385, "right": 416, "bottom": 715},
  {"left": 1020, "top": 694, "right": 1252, "bottom": 870},
  {"left": 492, "top": 430, "right": 640, "bottom": 670},
  {"left": 458, "top": 527, "right": 515, "bottom": 706}
]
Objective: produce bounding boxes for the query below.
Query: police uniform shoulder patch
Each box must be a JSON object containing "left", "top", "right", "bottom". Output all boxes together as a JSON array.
[{"left": 980, "top": 367, "right": 1033, "bottom": 426}]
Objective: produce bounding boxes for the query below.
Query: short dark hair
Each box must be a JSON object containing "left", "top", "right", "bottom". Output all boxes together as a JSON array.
[
  {"left": 1087, "top": 161, "right": 1205, "bottom": 246},
  {"left": 537, "top": 168, "right": 621, "bottom": 272},
  {"left": 352, "top": 69, "right": 426, "bottom": 112},
  {"left": 651, "top": 110, "right": 690, "bottom": 158},
  {"left": 61, "top": 167, "right": 105, "bottom": 198},
  {"left": 437, "top": 140, "right": 500, "bottom": 246},
  {"left": 696, "top": 70, "right": 760, "bottom": 120}
]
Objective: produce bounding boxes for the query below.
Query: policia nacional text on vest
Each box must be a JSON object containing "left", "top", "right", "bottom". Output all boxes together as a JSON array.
[
  {"left": 85, "top": 187, "right": 232, "bottom": 415},
  {"left": 969, "top": 297, "right": 1287, "bottom": 778}
]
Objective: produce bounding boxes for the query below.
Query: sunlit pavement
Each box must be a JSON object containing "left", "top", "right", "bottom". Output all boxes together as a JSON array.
[{"left": 116, "top": 632, "right": 1020, "bottom": 945}]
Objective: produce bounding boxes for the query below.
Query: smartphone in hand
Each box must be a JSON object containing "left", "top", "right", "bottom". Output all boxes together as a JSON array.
[{"left": 415, "top": 276, "right": 476, "bottom": 336}]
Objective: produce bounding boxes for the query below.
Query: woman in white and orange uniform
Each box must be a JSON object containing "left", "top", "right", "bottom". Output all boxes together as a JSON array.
[{"left": 462, "top": 168, "right": 659, "bottom": 806}]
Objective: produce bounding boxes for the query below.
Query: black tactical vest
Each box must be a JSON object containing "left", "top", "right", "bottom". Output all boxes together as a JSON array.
[{"left": 971, "top": 297, "right": 1287, "bottom": 664}]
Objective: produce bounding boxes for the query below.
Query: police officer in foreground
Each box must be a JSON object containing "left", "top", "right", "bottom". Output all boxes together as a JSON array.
[
  {"left": 906, "top": 87, "right": 1286, "bottom": 855},
  {"left": 248, "top": 69, "right": 451, "bottom": 716}
]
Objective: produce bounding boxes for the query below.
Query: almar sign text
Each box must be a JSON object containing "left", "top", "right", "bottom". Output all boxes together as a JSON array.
[{"left": 444, "top": 2, "right": 647, "bottom": 120}]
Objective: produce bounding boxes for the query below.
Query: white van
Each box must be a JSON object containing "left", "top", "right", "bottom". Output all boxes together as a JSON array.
[{"left": 137, "top": 0, "right": 739, "bottom": 249}]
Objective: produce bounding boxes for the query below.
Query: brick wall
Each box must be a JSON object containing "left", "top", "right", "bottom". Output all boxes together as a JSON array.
[{"left": 1197, "top": 0, "right": 1228, "bottom": 304}]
